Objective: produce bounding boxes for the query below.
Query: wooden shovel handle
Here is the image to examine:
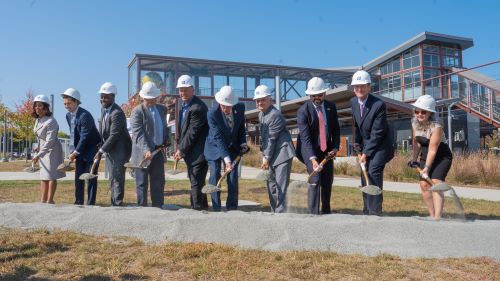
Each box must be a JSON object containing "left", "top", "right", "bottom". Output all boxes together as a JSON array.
[
  {"left": 307, "top": 150, "right": 337, "bottom": 181},
  {"left": 355, "top": 152, "right": 371, "bottom": 185},
  {"left": 416, "top": 166, "right": 434, "bottom": 186},
  {"left": 173, "top": 158, "right": 178, "bottom": 171},
  {"left": 90, "top": 154, "right": 102, "bottom": 175},
  {"left": 216, "top": 155, "right": 241, "bottom": 187},
  {"left": 138, "top": 146, "right": 164, "bottom": 168}
]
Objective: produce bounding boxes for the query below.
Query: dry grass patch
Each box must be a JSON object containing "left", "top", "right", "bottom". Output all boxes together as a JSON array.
[{"left": 0, "top": 228, "right": 499, "bottom": 280}]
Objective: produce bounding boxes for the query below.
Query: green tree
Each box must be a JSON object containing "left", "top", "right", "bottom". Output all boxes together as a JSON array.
[{"left": 10, "top": 90, "right": 35, "bottom": 156}]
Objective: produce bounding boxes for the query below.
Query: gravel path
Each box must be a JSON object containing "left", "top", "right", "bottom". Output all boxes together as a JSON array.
[{"left": 1, "top": 202, "right": 499, "bottom": 259}]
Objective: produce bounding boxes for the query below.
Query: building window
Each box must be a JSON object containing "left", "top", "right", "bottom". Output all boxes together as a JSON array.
[
  {"left": 380, "top": 75, "right": 402, "bottom": 101},
  {"left": 442, "top": 47, "right": 461, "bottom": 67},
  {"left": 403, "top": 47, "right": 420, "bottom": 70},
  {"left": 197, "top": 76, "right": 211, "bottom": 96},
  {"left": 424, "top": 54, "right": 440, "bottom": 67},
  {"left": 380, "top": 57, "right": 401, "bottom": 75},
  {"left": 424, "top": 69, "right": 441, "bottom": 99},
  {"left": 403, "top": 70, "right": 421, "bottom": 101}
]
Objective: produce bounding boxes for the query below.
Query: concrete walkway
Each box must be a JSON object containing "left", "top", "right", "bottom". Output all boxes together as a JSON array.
[{"left": 1, "top": 166, "right": 500, "bottom": 202}]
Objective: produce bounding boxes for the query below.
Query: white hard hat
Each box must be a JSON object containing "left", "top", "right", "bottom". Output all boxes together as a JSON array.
[
  {"left": 176, "top": 75, "right": 193, "bottom": 88},
  {"left": 98, "top": 82, "right": 117, "bottom": 95},
  {"left": 139, "top": 81, "right": 161, "bottom": 99},
  {"left": 61, "top": 88, "right": 81, "bottom": 102},
  {"left": 305, "top": 77, "right": 329, "bottom": 95},
  {"left": 33, "top": 94, "right": 50, "bottom": 105},
  {"left": 351, "top": 70, "right": 371, "bottom": 85},
  {"left": 215, "top": 85, "right": 239, "bottom": 106},
  {"left": 412, "top": 94, "right": 436, "bottom": 113},
  {"left": 253, "top": 85, "right": 272, "bottom": 100}
]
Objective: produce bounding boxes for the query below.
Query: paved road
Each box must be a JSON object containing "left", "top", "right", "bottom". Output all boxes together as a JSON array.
[{"left": 2, "top": 166, "right": 499, "bottom": 201}]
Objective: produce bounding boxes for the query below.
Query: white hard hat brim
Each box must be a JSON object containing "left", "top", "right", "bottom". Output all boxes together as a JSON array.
[
  {"left": 412, "top": 104, "right": 436, "bottom": 113},
  {"left": 139, "top": 90, "right": 160, "bottom": 99},
  {"left": 305, "top": 88, "right": 328, "bottom": 95},
  {"left": 176, "top": 84, "right": 193, "bottom": 88},
  {"left": 215, "top": 93, "right": 238, "bottom": 106},
  {"left": 351, "top": 80, "right": 371, "bottom": 86},
  {"left": 253, "top": 93, "right": 271, "bottom": 100}
]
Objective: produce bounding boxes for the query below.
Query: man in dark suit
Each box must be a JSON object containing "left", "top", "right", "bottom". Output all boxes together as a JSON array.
[
  {"left": 296, "top": 77, "right": 340, "bottom": 215},
  {"left": 255, "top": 85, "right": 295, "bottom": 213},
  {"left": 62, "top": 88, "right": 101, "bottom": 205},
  {"left": 130, "top": 82, "right": 171, "bottom": 208},
  {"left": 350, "top": 70, "right": 394, "bottom": 215},
  {"left": 174, "top": 75, "right": 209, "bottom": 210},
  {"left": 96, "top": 82, "right": 132, "bottom": 206},
  {"left": 204, "top": 85, "right": 248, "bottom": 211}
]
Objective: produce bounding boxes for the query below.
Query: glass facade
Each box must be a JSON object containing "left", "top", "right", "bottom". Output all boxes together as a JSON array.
[
  {"left": 403, "top": 47, "right": 420, "bottom": 69},
  {"left": 403, "top": 70, "right": 421, "bottom": 101}
]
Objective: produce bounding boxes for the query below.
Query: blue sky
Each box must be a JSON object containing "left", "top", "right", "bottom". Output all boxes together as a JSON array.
[{"left": 0, "top": 0, "right": 499, "bottom": 133}]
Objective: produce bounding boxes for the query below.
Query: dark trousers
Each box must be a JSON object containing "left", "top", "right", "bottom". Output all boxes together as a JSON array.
[
  {"left": 306, "top": 157, "right": 333, "bottom": 215},
  {"left": 208, "top": 158, "right": 239, "bottom": 211},
  {"left": 74, "top": 158, "right": 98, "bottom": 205},
  {"left": 107, "top": 155, "right": 127, "bottom": 206},
  {"left": 188, "top": 161, "right": 208, "bottom": 210},
  {"left": 135, "top": 152, "right": 165, "bottom": 208},
  {"left": 361, "top": 161, "right": 385, "bottom": 215}
]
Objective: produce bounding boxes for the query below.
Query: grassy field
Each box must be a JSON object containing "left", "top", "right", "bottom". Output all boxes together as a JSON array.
[
  {"left": 1, "top": 228, "right": 499, "bottom": 281},
  {"left": 1, "top": 179, "right": 500, "bottom": 280}
]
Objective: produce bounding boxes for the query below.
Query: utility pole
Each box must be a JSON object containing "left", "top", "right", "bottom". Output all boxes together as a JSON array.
[{"left": 1, "top": 110, "right": 7, "bottom": 162}]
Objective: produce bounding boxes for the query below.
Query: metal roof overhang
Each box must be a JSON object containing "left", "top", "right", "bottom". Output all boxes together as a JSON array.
[{"left": 245, "top": 85, "right": 414, "bottom": 126}]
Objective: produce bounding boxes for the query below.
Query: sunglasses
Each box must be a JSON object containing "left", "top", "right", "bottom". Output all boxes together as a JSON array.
[{"left": 414, "top": 110, "right": 428, "bottom": 115}]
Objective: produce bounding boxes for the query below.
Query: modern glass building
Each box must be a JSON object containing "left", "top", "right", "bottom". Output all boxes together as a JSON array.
[{"left": 128, "top": 31, "right": 499, "bottom": 153}]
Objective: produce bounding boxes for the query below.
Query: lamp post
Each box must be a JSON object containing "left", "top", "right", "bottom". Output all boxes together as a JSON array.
[
  {"left": 436, "top": 97, "right": 462, "bottom": 152},
  {"left": 1, "top": 110, "right": 7, "bottom": 162}
]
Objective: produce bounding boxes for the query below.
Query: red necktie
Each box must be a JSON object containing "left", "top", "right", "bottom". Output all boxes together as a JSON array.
[{"left": 317, "top": 106, "right": 327, "bottom": 152}]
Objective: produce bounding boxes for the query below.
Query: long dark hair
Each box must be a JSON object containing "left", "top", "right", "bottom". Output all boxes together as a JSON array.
[{"left": 31, "top": 102, "right": 53, "bottom": 118}]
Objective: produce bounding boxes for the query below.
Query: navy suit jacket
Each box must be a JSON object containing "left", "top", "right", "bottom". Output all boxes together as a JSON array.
[
  {"left": 351, "top": 94, "right": 394, "bottom": 164},
  {"left": 204, "top": 102, "right": 246, "bottom": 161},
  {"left": 66, "top": 107, "right": 101, "bottom": 163},
  {"left": 296, "top": 100, "right": 340, "bottom": 163},
  {"left": 176, "top": 96, "right": 209, "bottom": 166}
]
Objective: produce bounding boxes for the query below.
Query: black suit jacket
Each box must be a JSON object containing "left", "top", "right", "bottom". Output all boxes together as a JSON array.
[
  {"left": 351, "top": 94, "right": 394, "bottom": 164},
  {"left": 296, "top": 100, "right": 340, "bottom": 163},
  {"left": 99, "top": 103, "right": 132, "bottom": 163},
  {"left": 176, "top": 96, "right": 209, "bottom": 165}
]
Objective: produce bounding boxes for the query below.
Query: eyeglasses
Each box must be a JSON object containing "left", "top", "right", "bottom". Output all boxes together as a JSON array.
[
  {"left": 255, "top": 99, "right": 267, "bottom": 103},
  {"left": 414, "top": 110, "right": 427, "bottom": 115}
]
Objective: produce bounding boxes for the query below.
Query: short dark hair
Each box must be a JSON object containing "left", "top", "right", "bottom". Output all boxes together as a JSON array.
[
  {"left": 31, "top": 102, "right": 53, "bottom": 118},
  {"left": 62, "top": 95, "right": 81, "bottom": 105}
]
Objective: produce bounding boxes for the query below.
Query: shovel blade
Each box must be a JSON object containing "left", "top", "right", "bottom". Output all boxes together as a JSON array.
[
  {"left": 23, "top": 166, "right": 39, "bottom": 173},
  {"left": 166, "top": 170, "right": 181, "bottom": 175},
  {"left": 255, "top": 170, "right": 271, "bottom": 181},
  {"left": 124, "top": 163, "right": 145, "bottom": 169},
  {"left": 429, "top": 183, "right": 451, "bottom": 192},
  {"left": 361, "top": 185, "right": 382, "bottom": 195},
  {"left": 79, "top": 173, "right": 97, "bottom": 181},
  {"left": 289, "top": 180, "right": 308, "bottom": 189},
  {"left": 201, "top": 184, "right": 220, "bottom": 194},
  {"left": 57, "top": 162, "right": 74, "bottom": 172}
]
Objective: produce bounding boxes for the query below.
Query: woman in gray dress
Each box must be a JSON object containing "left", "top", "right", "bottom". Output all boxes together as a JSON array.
[{"left": 32, "top": 95, "right": 65, "bottom": 203}]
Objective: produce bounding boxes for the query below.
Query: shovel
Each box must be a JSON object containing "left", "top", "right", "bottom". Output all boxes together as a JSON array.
[
  {"left": 124, "top": 146, "right": 164, "bottom": 169},
  {"left": 288, "top": 150, "right": 344, "bottom": 190},
  {"left": 57, "top": 159, "right": 75, "bottom": 172},
  {"left": 352, "top": 146, "right": 382, "bottom": 195},
  {"left": 411, "top": 164, "right": 451, "bottom": 192},
  {"left": 23, "top": 161, "right": 39, "bottom": 173},
  {"left": 79, "top": 153, "right": 101, "bottom": 181},
  {"left": 202, "top": 155, "right": 242, "bottom": 194},
  {"left": 255, "top": 169, "right": 271, "bottom": 181},
  {"left": 166, "top": 158, "right": 181, "bottom": 175}
]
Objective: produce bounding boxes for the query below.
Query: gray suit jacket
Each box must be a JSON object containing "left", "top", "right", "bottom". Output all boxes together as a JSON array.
[
  {"left": 259, "top": 106, "right": 295, "bottom": 167},
  {"left": 130, "top": 103, "right": 171, "bottom": 164},
  {"left": 99, "top": 103, "right": 132, "bottom": 163}
]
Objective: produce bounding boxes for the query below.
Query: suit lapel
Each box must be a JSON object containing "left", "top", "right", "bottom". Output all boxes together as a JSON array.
[
  {"left": 307, "top": 101, "right": 318, "bottom": 128},
  {"left": 359, "top": 95, "right": 372, "bottom": 125},
  {"left": 141, "top": 104, "right": 154, "bottom": 133}
]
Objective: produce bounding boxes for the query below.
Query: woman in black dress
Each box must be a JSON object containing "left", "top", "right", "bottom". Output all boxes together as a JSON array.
[{"left": 409, "top": 95, "right": 452, "bottom": 219}]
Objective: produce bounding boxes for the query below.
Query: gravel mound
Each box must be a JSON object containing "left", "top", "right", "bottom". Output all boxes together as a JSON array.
[{"left": 1, "top": 202, "right": 499, "bottom": 259}]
